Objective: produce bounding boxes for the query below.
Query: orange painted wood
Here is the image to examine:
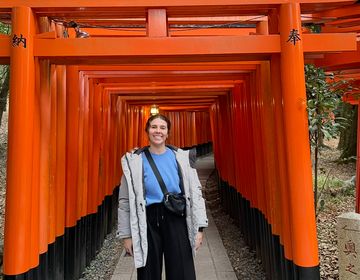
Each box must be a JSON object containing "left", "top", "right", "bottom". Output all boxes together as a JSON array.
[
  {"left": 88, "top": 83, "right": 101, "bottom": 213},
  {"left": 0, "top": 37, "right": 10, "bottom": 60},
  {"left": 65, "top": 66, "right": 80, "bottom": 227},
  {"left": 256, "top": 21, "right": 269, "bottom": 34},
  {"left": 313, "top": 2, "right": 360, "bottom": 19},
  {"left": 114, "top": 97, "right": 123, "bottom": 184},
  {"left": 304, "top": 33, "right": 356, "bottom": 52},
  {"left": 108, "top": 96, "right": 116, "bottom": 193},
  {"left": 270, "top": 54, "right": 293, "bottom": 260},
  {"left": 49, "top": 64, "right": 58, "bottom": 244},
  {"left": 250, "top": 67, "right": 266, "bottom": 214},
  {"left": 31, "top": 33, "right": 355, "bottom": 58},
  {"left": 169, "top": 28, "right": 255, "bottom": 36},
  {"left": 4, "top": 6, "right": 38, "bottom": 275},
  {"left": 67, "top": 28, "right": 146, "bottom": 38},
  {"left": 38, "top": 59, "right": 51, "bottom": 255},
  {"left": 78, "top": 63, "right": 260, "bottom": 71},
  {"left": 0, "top": 34, "right": 354, "bottom": 60},
  {"left": 322, "top": 25, "right": 360, "bottom": 33},
  {"left": 35, "top": 31, "right": 57, "bottom": 38},
  {"left": 78, "top": 72, "right": 89, "bottom": 217},
  {"left": 0, "top": 34, "right": 351, "bottom": 62},
  {"left": 101, "top": 90, "right": 111, "bottom": 196},
  {"left": 86, "top": 79, "right": 95, "bottom": 213},
  {"left": 111, "top": 96, "right": 120, "bottom": 188},
  {"left": 0, "top": 0, "right": 355, "bottom": 11},
  {"left": 279, "top": 3, "right": 319, "bottom": 267},
  {"left": 30, "top": 59, "right": 41, "bottom": 271},
  {"left": 260, "top": 61, "right": 279, "bottom": 232},
  {"left": 55, "top": 65, "right": 66, "bottom": 236},
  {"left": 147, "top": 9, "right": 168, "bottom": 37},
  {"left": 231, "top": 84, "right": 243, "bottom": 193},
  {"left": 32, "top": 36, "right": 280, "bottom": 57},
  {"left": 315, "top": 43, "right": 360, "bottom": 69}
]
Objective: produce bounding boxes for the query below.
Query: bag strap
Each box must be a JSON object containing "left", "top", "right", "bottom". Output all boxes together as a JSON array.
[{"left": 144, "top": 148, "right": 169, "bottom": 195}]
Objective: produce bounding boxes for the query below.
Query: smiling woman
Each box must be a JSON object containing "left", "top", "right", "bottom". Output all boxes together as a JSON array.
[
  {"left": 146, "top": 114, "right": 170, "bottom": 153},
  {"left": 117, "top": 113, "right": 208, "bottom": 280}
]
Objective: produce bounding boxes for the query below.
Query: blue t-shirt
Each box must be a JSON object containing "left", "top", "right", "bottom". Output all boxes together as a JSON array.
[{"left": 142, "top": 148, "right": 181, "bottom": 206}]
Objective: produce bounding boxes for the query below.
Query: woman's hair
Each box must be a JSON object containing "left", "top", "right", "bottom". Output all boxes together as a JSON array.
[{"left": 145, "top": 114, "right": 171, "bottom": 133}]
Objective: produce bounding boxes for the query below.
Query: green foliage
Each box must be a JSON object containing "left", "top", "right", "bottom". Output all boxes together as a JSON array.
[
  {"left": 0, "top": 21, "right": 11, "bottom": 125},
  {"left": 317, "top": 173, "right": 344, "bottom": 190},
  {"left": 303, "top": 23, "right": 322, "bottom": 34},
  {"left": 0, "top": 21, "right": 11, "bottom": 35},
  {"left": 305, "top": 64, "right": 350, "bottom": 216},
  {"left": 305, "top": 64, "right": 348, "bottom": 146},
  {"left": 315, "top": 172, "right": 347, "bottom": 214},
  {"left": 0, "top": 65, "right": 8, "bottom": 84},
  {"left": 0, "top": 21, "right": 10, "bottom": 81}
]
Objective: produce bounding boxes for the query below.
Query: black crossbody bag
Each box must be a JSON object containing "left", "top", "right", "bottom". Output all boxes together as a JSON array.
[{"left": 144, "top": 148, "right": 186, "bottom": 217}]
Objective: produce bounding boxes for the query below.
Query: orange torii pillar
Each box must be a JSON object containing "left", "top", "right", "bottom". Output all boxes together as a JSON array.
[
  {"left": 279, "top": 3, "right": 319, "bottom": 279},
  {"left": 4, "top": 6, "right": 40, "bottom": 277}
]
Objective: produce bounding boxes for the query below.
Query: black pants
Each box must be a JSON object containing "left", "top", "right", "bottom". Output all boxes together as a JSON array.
[{"left": 137, "top": 203, "right": 196, "bottom": 280}]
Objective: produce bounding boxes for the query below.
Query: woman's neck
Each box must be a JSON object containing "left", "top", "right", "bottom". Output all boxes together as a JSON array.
[{"left": 149, "top": 144, "right": 166, "bottom": 155}]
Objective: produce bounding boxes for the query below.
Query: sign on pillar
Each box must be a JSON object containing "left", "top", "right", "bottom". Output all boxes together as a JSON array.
[{"left": 338, "top": 212, "right": 360, "bottom": 279}]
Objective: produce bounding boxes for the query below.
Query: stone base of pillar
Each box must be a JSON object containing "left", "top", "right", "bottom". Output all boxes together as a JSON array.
[{"left": 337, "top": 212, "right": 360, "bottom": 279}]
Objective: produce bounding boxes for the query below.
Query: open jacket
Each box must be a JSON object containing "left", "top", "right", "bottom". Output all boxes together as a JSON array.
[{"left": 117, "top": 146, "right": 208, "bottom": 268}]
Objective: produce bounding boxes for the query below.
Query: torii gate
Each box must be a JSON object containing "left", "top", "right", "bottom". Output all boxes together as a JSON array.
[
  {"left": 0, "top": 1, "right": 357, "bottom": 279},
  {"left": 311, "top": 3, "right": 360, "bottom": 212}
]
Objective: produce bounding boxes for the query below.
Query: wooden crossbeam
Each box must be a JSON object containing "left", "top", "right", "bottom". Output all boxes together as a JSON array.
[
  {"left": 33, "top": 35, "right": 280, "bottom": 56},
  {"left": 316, "top": 50, "right": 360, "bottom": 69},
  {"left": 106, "top": 84, "right": 235, "bottom": 94},
  {"left": 0, "top": 1, "right": 356, "bottom": 18},
  {"left": 0, "top": 0, "right": 354, "bottom": 8},
  {"left": 313, "top": 2, "right": 360, "bottom": 19},
  {"left": 0, "top": 33, "right": 356, "bottom": 63},
  {"left": 302, "top": 33, "right": 356, "bottom": 51},
  {"left": 322, "top": 26, "right": 360, "bottom": 33}
]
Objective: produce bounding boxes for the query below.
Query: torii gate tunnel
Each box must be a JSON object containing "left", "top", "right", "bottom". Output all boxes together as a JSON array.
[{"left": 0, "top": 1, "right": 358, "bottom": 279}]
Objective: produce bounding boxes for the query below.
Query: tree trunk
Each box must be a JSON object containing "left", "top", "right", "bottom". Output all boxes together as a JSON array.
[
  {"left": 339, "top": 104, "right": 357, "bottom": 160},
  {"left": 338, "top": 102, "right": 352, "bottom": 149},
  {"left": 314, "top": 130, "right": 319, "bottom": 214},
  {"left": 0, "top": 66, "right": 9, "bottom": 126}
]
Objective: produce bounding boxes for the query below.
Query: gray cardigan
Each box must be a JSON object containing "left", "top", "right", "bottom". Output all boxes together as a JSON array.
[{"left": 117, "top": 147, "right": 208, "bottom": 268}]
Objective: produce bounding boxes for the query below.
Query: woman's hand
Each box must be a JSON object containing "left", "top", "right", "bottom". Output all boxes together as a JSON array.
[
  {"left": 124, "top": 238, "right": 133, "bottom": 256},
  {"left": 195, "top": 232, "right": 204, "bottom": 251}
]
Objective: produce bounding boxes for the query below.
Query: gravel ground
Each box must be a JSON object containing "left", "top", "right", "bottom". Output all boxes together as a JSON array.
[
  {"left": 211, "top": 205, "right": 267, "bottom": 279},
  {"left": 0, "top": 111, "right": 357, "bottom": 280},
  {"left": 0, "top": 109, "right": 7, "bottom": 279},
  {"left": 79, "top": 231, "right": 123, "bottom": 280}
]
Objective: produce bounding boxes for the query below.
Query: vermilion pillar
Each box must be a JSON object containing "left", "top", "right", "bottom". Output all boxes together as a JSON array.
[
  {"left": 4, "top": 6, "right": 38, "bottom": 275},
  {"left": 270, "top": 54, "right": 293, "bottom": 276},
  {"left": 279, "top": 3, "right": 319, "bottom": 278}
]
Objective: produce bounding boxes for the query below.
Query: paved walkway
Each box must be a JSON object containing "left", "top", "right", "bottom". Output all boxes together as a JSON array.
[{"left": 111, "top": 154, "right": 237, "bottom": 280}]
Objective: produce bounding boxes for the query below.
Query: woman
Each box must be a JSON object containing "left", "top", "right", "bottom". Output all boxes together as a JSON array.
[{"left": 117, "top": 114, "right": 208, "bottom": 280}]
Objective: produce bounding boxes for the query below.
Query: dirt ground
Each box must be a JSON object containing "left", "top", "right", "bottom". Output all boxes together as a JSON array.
[{"left": 316, "top": 138, "right": 356, "bottom": 279}]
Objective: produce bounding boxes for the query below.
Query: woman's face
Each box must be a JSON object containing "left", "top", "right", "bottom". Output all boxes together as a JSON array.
[{"left": 147, "top": 117, "right": 169, "bottom": 147}]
